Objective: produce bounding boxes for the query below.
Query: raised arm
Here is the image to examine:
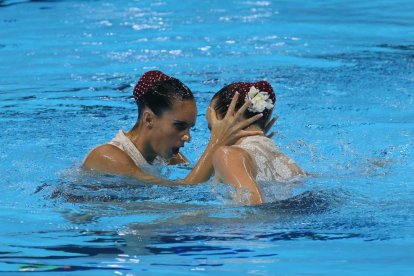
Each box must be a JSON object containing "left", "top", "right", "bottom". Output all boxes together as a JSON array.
[
  {"left": 181, "top": 93, "right": 263, "bottom": 184},
  {"left": 83, "top": 93, "right": 263, "bottom": 186},
  {"left": 212, "top": 146, "right": 263, "bottom": 205}
]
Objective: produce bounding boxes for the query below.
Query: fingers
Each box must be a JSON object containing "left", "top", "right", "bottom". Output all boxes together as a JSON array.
[
  {"left": 264, "top": 116, "right": 278, "bottom": 134},
  {"left": 225, "top": 92, "right": 239, "bottom": 118},
  {"left": 235, "top": 99, "right": 251, "bottom": 119},
  {"left": 238, "top": 130, "right": 264, "bottom": 139},
  {"left": 237, "top": 113, "right": 263, "bottom": 129}
]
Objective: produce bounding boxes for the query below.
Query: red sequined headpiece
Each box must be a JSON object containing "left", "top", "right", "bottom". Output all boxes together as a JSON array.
[
  {"left": 133, "top": 70, "right": 173, "bottom": 102},
  {"left": 225, "top": 81, "right": 275, "bottom": 107}
]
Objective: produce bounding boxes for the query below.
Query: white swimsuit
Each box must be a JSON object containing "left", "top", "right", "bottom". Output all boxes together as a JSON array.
[
  {"left": 108, "top": 130, "right": 165, "bottom": 177},
  {"left": 235, "top": 135, "right": 301, "bottom": 181},
  {"left": 234, "top": 135, "right": 303, "bottom": 200}
]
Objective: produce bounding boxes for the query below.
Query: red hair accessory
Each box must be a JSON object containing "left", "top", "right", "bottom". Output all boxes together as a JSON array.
[
  {"left": 133, "top": 70, "right": 173, "bottom": 102},
  {"left": 226, "top": 81, "right": 275, "bottom": 112}
]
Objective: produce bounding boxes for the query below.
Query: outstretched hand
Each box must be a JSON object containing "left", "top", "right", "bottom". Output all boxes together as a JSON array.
[
  {"left": 207, "top": 93, "right": 263, "bottom": 146},
  {"left": 182, "top": 93, "right": 264, "bottom": 185}
]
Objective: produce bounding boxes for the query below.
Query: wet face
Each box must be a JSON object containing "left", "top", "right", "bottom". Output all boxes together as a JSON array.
[{"left": 151, "top": 99, "right": 197, "bottom": 160}]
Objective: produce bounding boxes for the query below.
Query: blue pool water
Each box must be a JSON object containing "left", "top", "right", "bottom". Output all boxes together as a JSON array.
[{"left": 1, "top": 0, "right": 414, "bottom": 274}]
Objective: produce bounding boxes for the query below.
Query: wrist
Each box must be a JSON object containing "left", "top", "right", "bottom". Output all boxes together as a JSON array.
[{"left": 207, "top": 136, "right": 224, "bottom": 149}]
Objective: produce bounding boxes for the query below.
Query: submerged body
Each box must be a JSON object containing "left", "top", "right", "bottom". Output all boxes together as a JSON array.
[
  {"left": 209, "top": 81, "right": 305, "bottom": 205},
  {"left": 213, "top": 134, "right": 304, "bottom": 204},
  {"left": 83, "top": 97, "right": 196, "bottom": 185},
  {"left": 83, "top": 71, "right": 263, "bottom": 186},
  {"left": 107, "top": 130, "right": 166, "bottom": 176},
  {"left": 235, "top": 135, "right": 303, "bottom": 181}
]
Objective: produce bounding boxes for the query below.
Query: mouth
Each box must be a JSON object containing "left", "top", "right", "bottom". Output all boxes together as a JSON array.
[{"left": 172, "top": 147, "right": 180, "bottom": 155}]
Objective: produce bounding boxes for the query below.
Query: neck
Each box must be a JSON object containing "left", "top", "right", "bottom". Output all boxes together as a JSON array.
[
  {"left": 235, "top": 124, "right": 263, "bottom": 145},
  {"left": 126, "top": 122, "right": 157, "bottom": 164},
  {"left": 245, "top": 124, "right": 262, "bottom": 132}
]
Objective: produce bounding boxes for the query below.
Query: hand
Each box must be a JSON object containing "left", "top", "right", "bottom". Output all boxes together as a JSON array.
[
  {"left": 207, "top": 93, "right": 263, "bottom": 146},
  {"left": 264, "top": 116, "right": 278, "bottom": 139}
]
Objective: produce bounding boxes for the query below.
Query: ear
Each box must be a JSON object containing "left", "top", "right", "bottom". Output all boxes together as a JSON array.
[
  {"left": 142, "top": 109, "right": 155, "bottom": 129},
  {"left": 206, "top": 100, "right": 218, "bottom": 123}
]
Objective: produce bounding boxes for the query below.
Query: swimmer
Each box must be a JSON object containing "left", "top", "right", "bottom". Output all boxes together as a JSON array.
[
  {"left": 208, "top": 81, "right": 305, "bottom": 204},
  {"left": 83, "top": 71, "right": 263, "bottom": 185}
]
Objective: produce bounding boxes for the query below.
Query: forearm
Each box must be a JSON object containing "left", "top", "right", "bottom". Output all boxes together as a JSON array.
[
  {"left": 181, "top": 93, "right": 263, "bottom": 185},
  {"left": 182, "top": 141, "right": 219, "bottom": 184},
  {"left": 131, "top": 169, "right": 183, "bottom": 186}
]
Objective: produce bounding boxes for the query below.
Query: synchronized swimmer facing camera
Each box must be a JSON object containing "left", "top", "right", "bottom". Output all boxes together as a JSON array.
[{"left": 83, "top": 70, "right": 304, "bottom": 205}]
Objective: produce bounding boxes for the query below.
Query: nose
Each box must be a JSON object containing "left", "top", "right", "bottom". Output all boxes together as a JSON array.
[{"left": 182, "top": 130, "right": 191, "bottom": 143}]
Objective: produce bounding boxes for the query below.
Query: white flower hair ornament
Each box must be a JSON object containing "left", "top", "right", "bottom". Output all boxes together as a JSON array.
[{"left": 246, "top": 86, "right": 274, "bottom": 113}]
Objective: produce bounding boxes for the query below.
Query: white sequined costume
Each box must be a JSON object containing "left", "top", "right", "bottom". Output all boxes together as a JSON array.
[
  {"left": 108, "top": 130, "right": 165, "bottom": 177},
  {"left": 234, "top": 135, "right": 303, "bottom": 200},
  {"left": 235, "top": 135, "right": 301, "bottom": 181}
]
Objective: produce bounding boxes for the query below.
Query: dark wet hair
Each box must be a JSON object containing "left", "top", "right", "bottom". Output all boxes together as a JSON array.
[
  {"left": 212, "top": 81, "right": 275, "bottom": 129},
  {"left": 132, "top": 70, "right": 194, "bottom": 119},
  {"left": 136, "top": 78, "right": 194, "bottom": 119}
]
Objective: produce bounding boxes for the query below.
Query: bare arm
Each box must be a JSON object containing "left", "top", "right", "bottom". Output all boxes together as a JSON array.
[
  {"left": 83, "top": 94, "right": 263, "bottom": 186},
  {"left": 83, "top": 145, "right": 181, "bottom": 186},
  {"left": 182, "top": 93, "right": 263, "bottom": 184},
  {"left": 212, "top": 146, "right": 263, "bottom": 205}
]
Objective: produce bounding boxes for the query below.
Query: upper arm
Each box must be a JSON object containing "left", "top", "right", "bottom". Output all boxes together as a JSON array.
[{"left": 212, "top": 146, "right": 263, "bottom": 205}]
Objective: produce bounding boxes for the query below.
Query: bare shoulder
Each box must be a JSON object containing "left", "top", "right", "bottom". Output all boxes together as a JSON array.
[
  {"left": 213, "top": 146, "right": 255, "bottom": 169},
  {"left": 212, "top": 146, "right": 261, "bottom": 204},
  {"left": 83, "top": 144, "right": 137, "bottom": 175}
]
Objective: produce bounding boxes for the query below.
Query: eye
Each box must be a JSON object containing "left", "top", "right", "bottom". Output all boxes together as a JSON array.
[{"left": 174, "top": 122, "right": 188, "bottom": 131}]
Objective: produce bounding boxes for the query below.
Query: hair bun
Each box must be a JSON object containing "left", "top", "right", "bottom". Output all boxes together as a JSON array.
[
  {"left": 226, "top": 80, "right": 275, "bottom": 106},
  {"left": 133, "top": 70, "right": 173, "bottom": 102}
]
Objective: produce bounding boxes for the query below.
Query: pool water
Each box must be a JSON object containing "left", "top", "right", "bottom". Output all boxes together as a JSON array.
[{"left": 1, "top": 0, "right": 413, "bottom": 274}]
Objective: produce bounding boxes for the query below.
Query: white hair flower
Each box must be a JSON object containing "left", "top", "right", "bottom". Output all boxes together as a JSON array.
[{"left": 246, "top": 86, "right": 274, "bottom": 113}]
